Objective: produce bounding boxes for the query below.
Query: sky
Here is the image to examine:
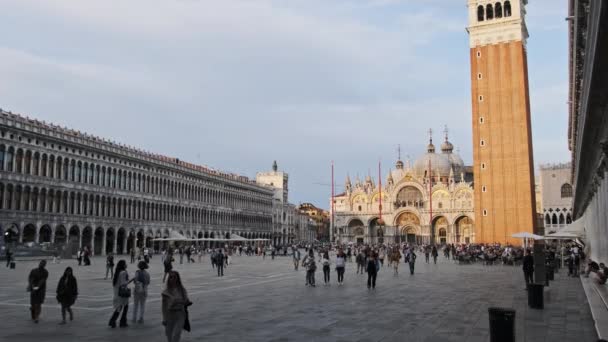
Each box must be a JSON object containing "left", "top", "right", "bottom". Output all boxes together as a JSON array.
[{"left": 0, "top": 0, "right": 570, "bottom": 209}]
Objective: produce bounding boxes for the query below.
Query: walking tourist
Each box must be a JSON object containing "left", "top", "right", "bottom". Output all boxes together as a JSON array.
[
  {"left": 216, "top": 250, "right": 225, "bottom": 277},
  {"left": 391, "top": 249, "right": 401, "bottom": 275},
  {"left": 302, "top": 250, "right": 316, "bottom": 287},
  {"left": 366, "top": 253, "right": 379, "bottom": 289},
  {"left": 432, "top": 246, "right": 438, "bottom": 264},
  {"left": 56, "top": 266, "right": 78, "bottom": 325},
  {"left": 293, "top": 247, "right": 301, "bottom": 271},
  {"left": 162, "top": 271, "right": 192, "bottom": 342},
  {"left": 76, "top": 248, "right": 82, "bottom": 266},
  {"left": 132, "top": 261, "right": 150, "bottom": 324},
  {"left": 210, "top": 249, "right": 217, "bottom": 269},
  {"left": 356, "top": 251, "right": 365, "bottom": 274},
  {"left": 378, "top": 248, "right": 385, "bottom": 267},
  {"left": 130, "top": 248, "right": 136, "bottom": 264},
  {"left": 105, "top": 253, "right": 115, "bottom": 280},
  {"left": 321, "top": 251, "right": 331, "bottom": 285},
  {"left": 523, "top": 249, "right": 534, "bottom": 288},
  {"left": 83, "top": 246, "right": 91, "bottom": 266},
  {"left": 5, "top": 247, "right": 12, "bottom": 268},
  {"left": 424, "top": 246, "right": 430, "bottom": 263},
  {"left": 163, "top": 253, "right": 174, "bottom": 282},
  {"left": 335, "top": 249, "right": 346, "bottom": 285},
  {"left": 408, "top": 249, "right": 417, "bottom": 275},
  {"left": 28, "top": 260, "right": 49, "bottom": 323},
  {"left": 109, "top": 260, "right": 131, "bottom": 328}
]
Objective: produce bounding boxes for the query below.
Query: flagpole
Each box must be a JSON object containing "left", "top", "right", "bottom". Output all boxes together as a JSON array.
[{"left": 331, "top": 161, "right": 335, "bottom": 243}]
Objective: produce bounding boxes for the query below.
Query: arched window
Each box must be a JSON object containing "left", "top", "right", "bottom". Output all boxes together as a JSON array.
[
  {"left": 561, "top": 183, "right": 573, "bottom": 198},
  {"left": 551, "top": 214, "right": 557, "bottom": 225},
  {"left": 495, "top": 2, "right": 503, "bottom": 18},
  {"left": 504, "top": 1, "right": 512, "bottom": 17},
  {"left": 545, "top": 214, "right": 550, "bottom": 225},
  {"left": 6, "top": 147, "right": 14, "bottom": 171},
  {"left": 559, "top": 214, "right": 565, "bottom": 225},
  {"left": 566, "top": 213, "right": 572, "bottom": 224},
  {"left": 477, "top": 5, "right": 485, "bottom": 21},
  {"left": 486, "top": 4, "right": 494, "bottom": 20},
  {"left": 0, "top": 145, "right": 5, "bottom": 171}
]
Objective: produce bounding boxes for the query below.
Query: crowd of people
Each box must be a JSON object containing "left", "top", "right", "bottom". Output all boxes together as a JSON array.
[{"left": 18, "top": 238, "right": 606, "bottom": 342}]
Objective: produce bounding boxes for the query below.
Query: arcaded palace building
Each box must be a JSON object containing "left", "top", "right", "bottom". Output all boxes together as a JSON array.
[
  {"left": 568, "top": 0, "right": 608, "bottom": 266},
  {"left": 539, "top": 163, "right": 573, "bottom": 233},
  {"left": 0, "top": 110, "right": 276, "bottom": 256},
  {"left": 468, "top": 0, "right": 538, "bottom": 245},
  {"left": 333, "top": 132, "right": 475, "bottom": 245}
]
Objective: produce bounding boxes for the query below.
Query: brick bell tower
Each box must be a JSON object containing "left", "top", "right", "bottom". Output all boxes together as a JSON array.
[{"left": 467, "top": 0, "right": 537, "bottom": 245}]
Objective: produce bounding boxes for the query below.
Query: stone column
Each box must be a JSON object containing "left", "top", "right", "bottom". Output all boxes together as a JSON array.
[
  {"left": 113, "top": 233, "right": 118, "bottom": 254},
  {"left": 89, "top": 233, "right": 93, "bottom": 254},
  {"left": 101, "top": 229, "right": 107, "bottom": 256}
]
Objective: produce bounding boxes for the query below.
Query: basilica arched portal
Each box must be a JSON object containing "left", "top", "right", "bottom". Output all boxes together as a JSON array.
[
  {"left": 394, "top": 211, "right": 421, "bottom": 244},
  {"left": 348, "top": 219, "right": 365, "bottom": 245},
  {"left": 455, "top": 216, "right": 474, "bottom": 244}
]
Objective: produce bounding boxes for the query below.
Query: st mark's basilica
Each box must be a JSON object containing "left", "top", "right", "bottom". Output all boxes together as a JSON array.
[{"left": 333, "top": 130, "right": 475, "bottom": 245}]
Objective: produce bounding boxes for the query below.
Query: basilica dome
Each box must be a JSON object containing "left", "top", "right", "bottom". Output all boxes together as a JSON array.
[
  {"left": 413, "top": 141, "right": 452, "bottom": 178},
  {"left": 440, "top": 133, "right": 464, "bottom": 176}
]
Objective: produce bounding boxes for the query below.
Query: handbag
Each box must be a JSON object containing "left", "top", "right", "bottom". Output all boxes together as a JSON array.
[
  {"left": 183, "top": 307, "right": 191, "bottom": 332},
  {"left": 118, "top": 285, "right": 131, "bottom": 298}
]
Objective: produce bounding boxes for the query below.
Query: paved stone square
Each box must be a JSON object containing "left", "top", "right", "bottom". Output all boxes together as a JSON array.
[{"left": 0, "top": 253, "right": 598, "bottom": 341}]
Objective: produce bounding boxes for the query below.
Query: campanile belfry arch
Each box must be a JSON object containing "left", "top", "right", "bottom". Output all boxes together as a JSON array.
[{"left": 467, "top": 0, "right": 537, "bottom": 244}]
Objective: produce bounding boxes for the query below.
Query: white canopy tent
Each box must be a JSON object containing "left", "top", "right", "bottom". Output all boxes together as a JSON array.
[{"left": 511, "top": 232, "right": 544, "bottom": 249}]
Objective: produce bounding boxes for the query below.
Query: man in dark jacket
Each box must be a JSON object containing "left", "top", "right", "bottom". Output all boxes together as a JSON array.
[
  {"left": 523, "top": 249, "right": 534, "bottom": 287},
  {"left": 216, "top": 250, "right": 224, "bottom": 277},
  {"left": 28, "top": 260, "right": 49, "bottom": 323}
]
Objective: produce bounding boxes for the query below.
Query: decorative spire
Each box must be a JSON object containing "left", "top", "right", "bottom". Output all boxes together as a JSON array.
[
  {"left": 272, "top": 160, "right": 278, "bottom": 172},
  {"left": 427, "top": 128, "right": 436, "bottom": 153},
  {"left": 441, "top": 125, "right": 454, "bottom": 154}
]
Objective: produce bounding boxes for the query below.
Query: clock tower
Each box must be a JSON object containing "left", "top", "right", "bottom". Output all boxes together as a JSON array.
[{"left": 467, "top": 0, "right": 537, "bottom": 245}]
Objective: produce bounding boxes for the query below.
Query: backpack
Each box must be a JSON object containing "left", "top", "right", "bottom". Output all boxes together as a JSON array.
[
  {"left": 134, "top": 270, "right": 146, "bottom": 294},
  {"left": 309, "top": 260, "right": 317, "bottom": 271}
]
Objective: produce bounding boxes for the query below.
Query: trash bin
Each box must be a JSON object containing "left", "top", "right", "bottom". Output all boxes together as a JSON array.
[
  {"left": 528, "top": 283, "right": 544, "bottom": 309},
  {"left": 488, "top": 307, "right": 515, "bottom": 342}
]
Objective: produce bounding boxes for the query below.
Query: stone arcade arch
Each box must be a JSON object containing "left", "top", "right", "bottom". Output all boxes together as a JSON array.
[
  {"left": 117, "top": 228, "right": 127, "bottom": 255},
  {"left": 106, "top": 228, "right": 115, "bottom": 255},
  {"left": 54, "top": 225, "right": 67, "bottom": 245},
  {"left": 94, "top": 227, "right": 104, "bottom": 255},
  {"left": 39, "top": 225, "right": 52, "bottom": 243},
  {"left": 68, "top": 226, "right": 80, "bottom": 255},
  {"left": 82, "top": 226, "right": 93, "bottom": 249},
  {"left": 22, "top": 224, "right": 36, "bottom": 243}
]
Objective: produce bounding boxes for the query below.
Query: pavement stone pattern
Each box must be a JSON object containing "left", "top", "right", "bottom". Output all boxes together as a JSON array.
[{"left": 0, "top": 253, "right": 598, "bottom": 342}]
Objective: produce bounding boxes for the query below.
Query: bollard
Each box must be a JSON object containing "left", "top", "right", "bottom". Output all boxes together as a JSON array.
[{"left": 528, "top": 283, "right": 544, "bottom": 309}]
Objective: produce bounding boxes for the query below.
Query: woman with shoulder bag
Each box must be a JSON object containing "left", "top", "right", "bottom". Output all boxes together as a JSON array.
[
  {"left": 108, "top": 260, "right": 131, "bottom": 328},
  {"left": 132, "top": 261, "right": 150, "bottom": 324},
  {"left": 162, "top": 271, "right": 192, "bottom": 342},
  {"left": 56, "top": 267, "right": 78, "bottom": 324}
]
